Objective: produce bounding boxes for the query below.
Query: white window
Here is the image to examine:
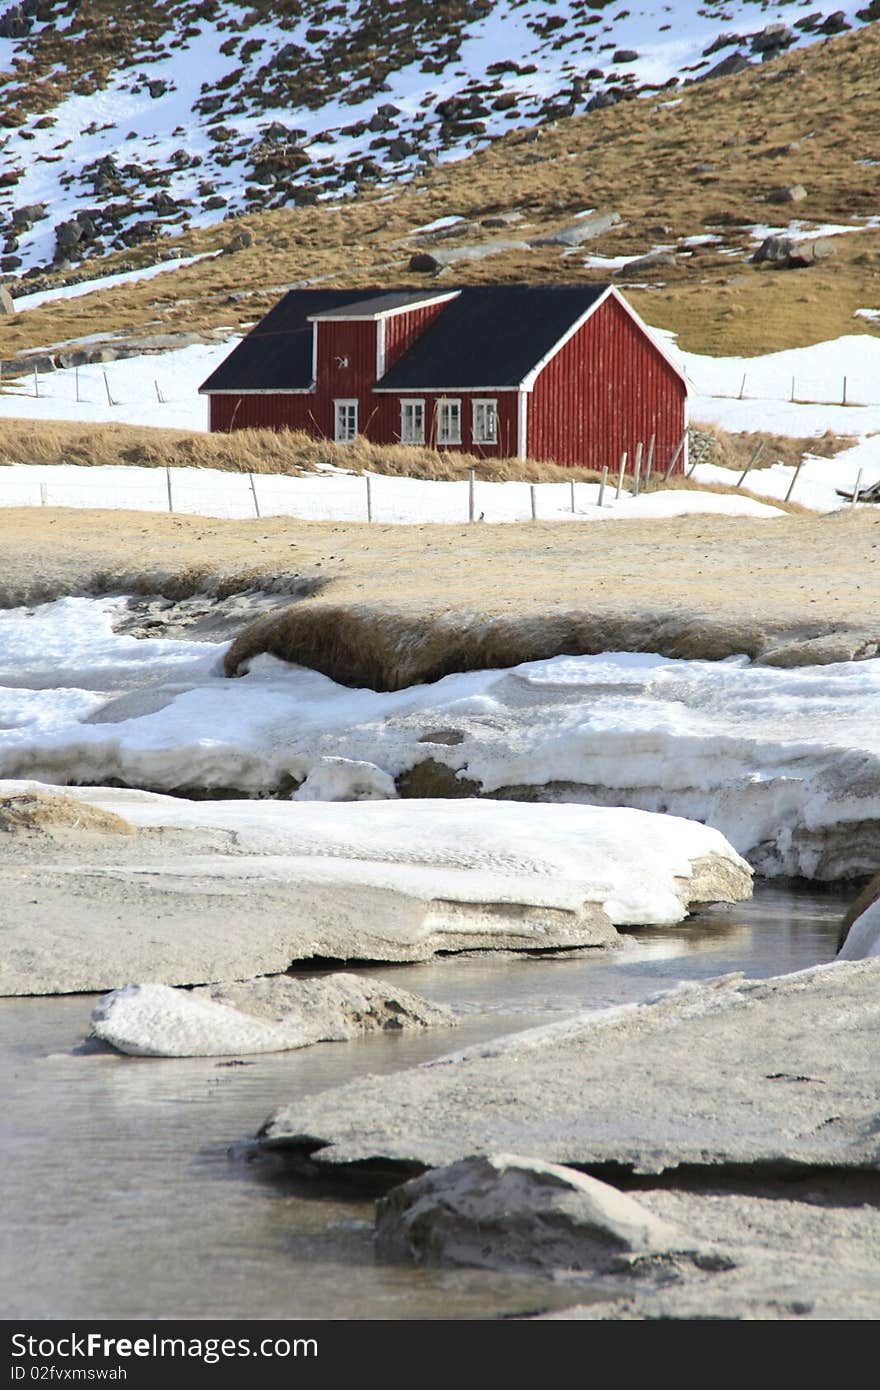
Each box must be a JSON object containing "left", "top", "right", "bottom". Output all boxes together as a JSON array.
[
  {"left": 400, "top": 399, "right": 425, "bottom": 444},
  {"left": 472, "top": 398, "right": 498, "bottom": 445},
  {"left": 437, "top": 398, "right": 461, "bottom": 445},
  {"left": 334, "top": 399, "right": 358, "bottom": 443}
]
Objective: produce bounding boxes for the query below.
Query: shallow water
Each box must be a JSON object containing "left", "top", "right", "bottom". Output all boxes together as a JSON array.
[{"left": 0, "top": 882, "right": 846, "bottom": 1320}]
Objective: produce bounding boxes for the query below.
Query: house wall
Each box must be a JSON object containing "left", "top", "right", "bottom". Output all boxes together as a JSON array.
[
  {"left": 383, "top": 301, "right": 448, "bottom": 374},
  {"left": 527, "top": 294, "right": 687, "bottom": 473},
  {"left": 370, "top": 390, "right": 519, "bottom": 455}
]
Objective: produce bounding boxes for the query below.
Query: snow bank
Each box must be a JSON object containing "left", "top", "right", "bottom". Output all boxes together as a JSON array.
[
  {"left": 0, "top": 598, "right": 875, "bottom": 878},
  {"left": 0, "top": 780, "right": 751, "bottom": 994}
]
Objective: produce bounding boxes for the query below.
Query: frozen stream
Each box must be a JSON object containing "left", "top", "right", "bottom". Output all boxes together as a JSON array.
[{"left": 0, "top": 882, "right": 847, "bottom": 1321}]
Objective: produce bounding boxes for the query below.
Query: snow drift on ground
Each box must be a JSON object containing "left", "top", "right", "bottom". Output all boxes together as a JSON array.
[{"left": 1, "top": 597, "right": 877, "bottom": 879}]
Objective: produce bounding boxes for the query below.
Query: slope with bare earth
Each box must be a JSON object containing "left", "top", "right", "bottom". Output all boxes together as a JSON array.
[{"left": 0, "top": 504, "right": 877, "bottom": 681}]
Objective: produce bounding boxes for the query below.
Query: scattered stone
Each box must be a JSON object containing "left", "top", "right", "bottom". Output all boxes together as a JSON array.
[
  {"left": 408, "top": 238, "right": 525, "bottom": 272},
  {"left": 819, "top": 11, "right": 851, "bottom": 34},
  {"left": 752, "top": 235, "right": 833, "bottom": 267},
  {"left": 614, "top": 249, "right": 676, "bottom": 275},
  {"left": 612, "top": 50, "right": 640, "bottom": 64},
  {"left": 11, "top": 203, "right": 46, "bottom": 228},
  {"left": 751, "top": 24, "right": 796, "bottom": 55},
  {"left": 768, "top": 184, "right": 807, "bottom": 204},
  {"left": 223, "top": 229, "right": 254, "bottom": 254},
  {"left": 700, "top": 51, "right": 751, "bottom": 81},
  {"left": 375, "top": 1154, "right": 711, "bottom": 1275},
  {"left": 91, "top": 974, "right": 454, "bottom": 1057},
  {"left": 529, "top": 211, "right": 621, "bottom": 249}
]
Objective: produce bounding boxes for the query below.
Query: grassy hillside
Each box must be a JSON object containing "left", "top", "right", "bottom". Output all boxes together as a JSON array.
[{"left": 2, "top": 20, "right": 880, "bottom": 366}]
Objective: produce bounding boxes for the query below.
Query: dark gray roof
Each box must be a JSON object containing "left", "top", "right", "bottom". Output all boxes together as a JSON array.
[
  {"left": 309, "top": 289, "right": 452, "bottom": 320},
  {"left": 378, "top": 284, "right": 609, "bottom": 389},
  {"left": 199, "top": 288, "right": 389, "bottom": 392},
  {"left": 201, "top": 283, "right": 610, "bottom": 393}
]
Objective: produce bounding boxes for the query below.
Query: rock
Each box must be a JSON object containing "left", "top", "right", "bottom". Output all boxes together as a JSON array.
[
  {"left": 408, "top": 238, "right": 525, "bottom": 272},
  {"left": 375, "top": 1154, "right": 708, "bottom": 1275},
  {"left": 262, "top": 960, "right": 880, "bottom": 1175},
  {"left": 701, "top": 52, "right": 751, "bottom": 81},
  {"left": 768, "top": 184, "right": 807, "bottom": 204},
  {"left": 752, "top": 234, "right": 833, "bottom": 267},
  {"left": 291, "top": 757, "right": 398, "bottom": 802},
  {"left": 614, "top": 250, "right": 676, "bottom": 275},
  {"left": 0, "top": 285, "right": 14, "bottom": 315},
  {"left": 528, "top": 211, "right": 621, "bottom": 249},
  {"left": 223, "top": 229, "right": 254, "bottom": 254},
  {"left": 856, "top": 0, "right": 880, "bottom": 19},
  {"left": 54, "top": 219, "right": 84, "bottom": 250},
  {"left": 751, "top": 24, "right": 795, "bottom": 54},
  {"left": 837, "top": 875, "right": 880, "bottom": 958},
  {"left": 91, "top": 974, "right": 454, "bottom": 1057},
  {"left": 11, "top": 203, "right": 46, "bottom": 228},
  {"left": 612, "top": 50, "right": 640, "bottom": 64},
  {"left": 819, "top": 11, "right": 850, "bottom": 34}
]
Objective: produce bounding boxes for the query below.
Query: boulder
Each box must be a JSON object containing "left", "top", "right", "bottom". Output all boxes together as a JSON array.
[
  {"left": 0, "top": 285, "right": 15, "bottom": 316},
  {"left": 768, "top": 183, "right": 807, "bottom": 204},
  {"left": 223, "top": 229, "right": 254, "bottom": 254},
  {"left": 91, "top": 974, "right": 454, "bottom": 1057},
  {"left": 375, "top": 1154, "right": 709, "bottom": 1274},
  {"left": 528, "top": 211, "right": 621, "bottom": 248},
  {"left": 408, "top": 238, "right": 524, "bottom": 272},
  {"left": 753, "top": 234, "right": 834, "bottom": 268},
  {"left": 750, "top": 23, "right": 795, "bottom": 54},
  {"left": 11, "top": 203, "right": 46, "bottom": 228},
  {"left": 701, "top": 51, "right": 751, "bottom": 81},
  {"left": 614, "top": 249, "right": 676, "bottom": 275}
]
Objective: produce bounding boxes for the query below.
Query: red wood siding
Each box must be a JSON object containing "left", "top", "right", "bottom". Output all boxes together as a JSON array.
[
  {"left": 383, "top": 301, "right": 448, "bottom": 375},
  {"left": 527, "top": 295, "right": 686, "bottom": 474},
  {"left": 369, "top": 391, "right": 518, "bottom": 456}
]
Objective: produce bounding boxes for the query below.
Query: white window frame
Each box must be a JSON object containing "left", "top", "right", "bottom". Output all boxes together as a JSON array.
[
  {"left": 334, "top": 398, "right": 358, "bottom": 443},
  {"left": 472, "top": 397, "right": 498, "bottom": 445},
  {"left": 437, "top": 397, "right": 461, "bottom": 446},
  {"left": 400, "top": 398, "right": 425, "bottom": 445}
]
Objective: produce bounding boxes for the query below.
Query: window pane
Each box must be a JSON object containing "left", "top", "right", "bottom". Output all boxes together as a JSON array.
[
  {"left": 438, "top": 400, "right": 461, "bottom": 444},
  {"left": 401, "top": 401, "right": 424, "bottom": 444},
  {"left": 473, "top": 400, "right": 497, "bottom": 443}
]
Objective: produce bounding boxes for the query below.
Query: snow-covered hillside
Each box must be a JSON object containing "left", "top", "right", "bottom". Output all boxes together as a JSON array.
[{"left": 0, "top": 0, "right": 875, "bottom": 274}]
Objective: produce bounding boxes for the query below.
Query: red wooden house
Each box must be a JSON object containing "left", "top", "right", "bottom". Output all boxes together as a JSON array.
[{"left": 200, "top": 283, "right": 688, "bottom": 473}]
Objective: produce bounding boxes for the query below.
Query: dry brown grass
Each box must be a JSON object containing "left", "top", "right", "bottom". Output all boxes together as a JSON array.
[
  {"left": 4, "top": 24, "right": 880, "bottom": 363},
  {"left": 0, "top": 789, "right": 133, "bottom": 835},
  {"left": 0, "top": 418, "right": 838, "bottom": 505}
]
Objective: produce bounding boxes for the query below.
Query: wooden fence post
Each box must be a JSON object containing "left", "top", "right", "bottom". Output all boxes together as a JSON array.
[
  {"left": 469, "top": 468, "right": 475, "bottom": 523},
  {"left": 663, "top": 431, "right": 687, "bottom": 482},
  {"left": 851, "top": 468, "right": 863, "bottom": 508},
  {"left": 632, "top": 441, "right": 643, "bottom": 497},
  {"left": 597, "top": 465, "right": 607, "bottom": 507},
  {"left": 784, "top": 460, "right": 803, "bottom": 503},
  {"left": 365, "top": 472, "right": 372, "bottom": 522},
  {"left": 530, "top": 484, "right": 537, "bottom": 521},
  {"left": 165, "top": 465, "right": 173, "bottom": 513},
  {"left": 645, "top": 433, "right": 655, "bottom": 489},
  {"left": 615, "top": 450, "right": 627, "bottom": 499},
  {"left": 570, "top": 479, "right": 575, "bottom": 513},
  {"left": 249, "top": 472, "right": 260, "bottom": 518},
  {"left": 103, "top": 370, "right": 114, "bottom": 407},
  {"left": 737, "top": 440, "right": 765, "bottom": 488}
]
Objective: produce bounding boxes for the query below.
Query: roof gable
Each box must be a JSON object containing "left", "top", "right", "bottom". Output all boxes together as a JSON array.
[
  {"left": 377, "top": 284, "right": 609, "bottom": 391},
  {"left": 199, "top": 287, "right": 393, "bottom": 393}
]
